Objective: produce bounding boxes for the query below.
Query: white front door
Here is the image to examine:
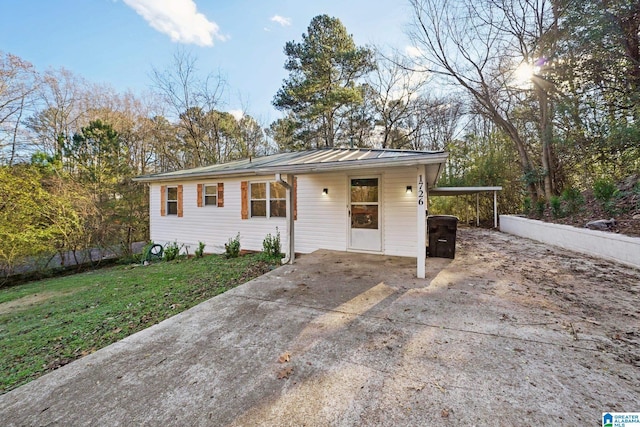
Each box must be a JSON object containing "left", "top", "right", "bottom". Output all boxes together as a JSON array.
[{"left": 349, "top": 177, "right": 381, "bottom": 252}]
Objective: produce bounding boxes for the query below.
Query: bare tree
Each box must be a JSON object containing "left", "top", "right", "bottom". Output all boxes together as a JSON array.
[
  {"left": 151, "top": 49, "right": 227, "bottom": 168},
  {"left": 408, "top": 0, "right": 562, "bottom": 200},
  {"left": 0, "top": 52, "right": 38, "bottom": 165},
  {"left": 367, "top": 52, "right": 431, "bottom": 148},
  {"left": 26, "top": 67, "right": 89, "bottom": 159}
]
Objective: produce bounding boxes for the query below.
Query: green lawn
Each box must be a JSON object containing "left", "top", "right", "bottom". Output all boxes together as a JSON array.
[{"left": 0, "top": 253, "right": 279, "bottom": 394}]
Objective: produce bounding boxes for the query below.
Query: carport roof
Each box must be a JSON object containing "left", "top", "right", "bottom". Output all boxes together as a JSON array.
[
  {"left": 429, "top": 186, "right": 503, "bottom": 196},
  {"left": 133, "top": 148, "right": 448, "bottom": 183}
]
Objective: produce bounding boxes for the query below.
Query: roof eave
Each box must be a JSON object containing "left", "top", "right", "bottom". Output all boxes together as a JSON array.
[{"left": 133, "top": 153, "right": 449, "bottom": 183}]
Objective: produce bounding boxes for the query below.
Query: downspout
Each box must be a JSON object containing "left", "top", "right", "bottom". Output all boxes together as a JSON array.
[{"left": 275, "top": 173, "right": 294, "bottom": 264}]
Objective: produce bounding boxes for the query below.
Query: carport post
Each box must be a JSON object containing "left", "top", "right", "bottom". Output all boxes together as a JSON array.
[
  {"left": 286, "top": 174, "right": 295, "bottom": 263},
  {"left": 493, "top": 190, "right": 498, "bottom": 228},
  {"left": 417, "top": 166, "right": 427, "bottom": 278},
  {"left": 275, "top": 173, "right": 295, "bottom": 264}
]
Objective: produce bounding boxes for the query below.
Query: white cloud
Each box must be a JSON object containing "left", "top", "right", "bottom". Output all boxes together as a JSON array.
[
  {"left": 228, "top": 109, "right": 244, "bottom": 120},
  {"left": 123, "top": 0, "right": 227, "bottom": 46},
  {"left": 270, "top": 15, "right": 292, "bottom": 27},
  {"left": 404, "top": 45, "right": 424, "bottom": 58}
]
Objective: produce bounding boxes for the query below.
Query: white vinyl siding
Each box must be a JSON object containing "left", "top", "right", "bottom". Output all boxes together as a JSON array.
[{"left": 149, "top": 167, "right": 421, "bottom": 258}]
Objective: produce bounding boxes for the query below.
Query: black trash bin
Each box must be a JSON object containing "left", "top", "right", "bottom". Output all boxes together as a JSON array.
[{"left": 427, "top": 215, "right": 458, "bottom": 259}]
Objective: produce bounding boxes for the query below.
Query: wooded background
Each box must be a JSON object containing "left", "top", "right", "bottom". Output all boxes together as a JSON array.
[{"left": 1, "top": 0, "right": 639, "bottom": 276}]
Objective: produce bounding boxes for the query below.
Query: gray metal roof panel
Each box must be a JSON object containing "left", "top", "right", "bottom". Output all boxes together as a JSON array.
[{"left": 134, "top": 148, "right": 447, "bottom": 182}]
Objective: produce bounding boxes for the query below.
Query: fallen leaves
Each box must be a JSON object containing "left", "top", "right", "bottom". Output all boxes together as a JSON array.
[
  {"left": 277, "top": 351, "right": 293, "bottom": 379},
  {"left": 278, "top": 352, "right": 290, "bottom": 363},
  {"left": 277, "top": 367, "right": 294, "bottom": 379}
]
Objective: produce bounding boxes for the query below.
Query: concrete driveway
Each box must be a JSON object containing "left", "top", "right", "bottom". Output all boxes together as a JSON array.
[{"left": 1, "top": 229, "right": 638, "bottom": 426}]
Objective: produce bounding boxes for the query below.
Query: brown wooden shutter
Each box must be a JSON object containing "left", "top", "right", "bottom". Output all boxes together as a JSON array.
[
  {"left": 293, "top": 177, "right": 297, "bottom": 221},
  {"left": 197, "top": 184, "right": 203, "bottom": 207},
  {"left": 177, "top": 185, "right": 184, "bottom": 217},
  {"left": 160, "top": 185, "right": 166, "bottom": 216},
  {"left": 241, "top": 181, "right": 248, "bottom": 219},
  {"left": 217, "top": 183, "right": 224, "bottom": 207}
]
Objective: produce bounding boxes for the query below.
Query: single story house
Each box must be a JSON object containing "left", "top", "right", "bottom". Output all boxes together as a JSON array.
[{"left": 133, "top": 148, "right": 450, "bottom": 278}]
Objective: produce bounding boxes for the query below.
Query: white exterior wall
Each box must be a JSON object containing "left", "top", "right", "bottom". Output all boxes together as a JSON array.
[
  {"left": 295, "top": 172, "right": 348, "bottom": 253},
  {"left": 150, "top": 178, "right": 286, "bottom": 254},
  {"left": 149, "top": 167, "right": 421, "bottom": 258},
  {"left": 382, "top": 167, "right": 420, "bottom": 256}
]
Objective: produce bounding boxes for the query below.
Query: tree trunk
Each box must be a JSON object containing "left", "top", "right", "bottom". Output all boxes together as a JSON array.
[{"left": 537, "top": 85, "right": 555, "bottom": 198}]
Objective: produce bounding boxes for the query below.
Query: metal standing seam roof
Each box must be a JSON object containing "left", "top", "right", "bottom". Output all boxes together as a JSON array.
[{"left": 133, "top": 148, "right": 448, "bottom": 182}]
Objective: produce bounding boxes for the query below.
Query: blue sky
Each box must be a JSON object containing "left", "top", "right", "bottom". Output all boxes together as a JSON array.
[{"left": 0, "top": 0, "right": 415, "bottom": 125}]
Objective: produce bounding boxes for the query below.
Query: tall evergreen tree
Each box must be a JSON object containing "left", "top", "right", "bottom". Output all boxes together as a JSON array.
[{"left": 273, "top": 15, "right": 375, "bottom": 148}]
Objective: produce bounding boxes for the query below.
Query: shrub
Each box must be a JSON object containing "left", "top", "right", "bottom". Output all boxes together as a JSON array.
[
  {"left": 523, "top": 197, "right": 532, "bottom": 215},
  {"left": 593, "top": 178, "right": 619, "bottom": 215},
  {"left": 225, "top": 233, "right": 241, "bottom": 258},
  {"left": 195, "top": 241, "right": 205, "bottom": 258},
  {"left": 550, "top": 196, "right": 563, "bottom": 218},
  {"left": 560, "top": 187, "right": 584, "bottom": 215},
  {"left": 262, "top": 228, "right": 282, "bottom": 258},
  {"left": 535, "top": 198, "right": 546, "bottom": 218},
  {"left": 163, "top": 241, "right": 182, "bottom": 262}
]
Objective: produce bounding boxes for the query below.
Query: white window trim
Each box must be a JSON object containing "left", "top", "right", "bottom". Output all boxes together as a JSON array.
[
  {"left": 204, "top": 184, "right": 218, "bottom": 207},
  {"left": 249, "top": 181, "right": 285, "bottom": 219},
  {"left": 167, "top": 186, "right": 178, "bottom": 216}
]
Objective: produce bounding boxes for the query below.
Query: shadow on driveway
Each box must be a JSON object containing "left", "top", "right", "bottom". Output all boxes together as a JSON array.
[{"left": 1, "top": 229, "right": 638, "bottom": 426}]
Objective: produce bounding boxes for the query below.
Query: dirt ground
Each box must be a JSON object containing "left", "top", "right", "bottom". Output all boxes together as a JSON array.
[
  {"left": 1, "top": 228, "right": 638, "bottom": 426},
  {"left": 454, "top": 228, "right": 640, "bottom": 370}
]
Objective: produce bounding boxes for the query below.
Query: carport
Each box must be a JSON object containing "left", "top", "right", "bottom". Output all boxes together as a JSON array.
[{"left": 428, "top": 186, "right": 503, "bottom": 228}]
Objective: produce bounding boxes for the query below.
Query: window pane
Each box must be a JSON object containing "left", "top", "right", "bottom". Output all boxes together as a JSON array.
[
  {"left": 205, "top": 185, "right": 217, "bottom": 195},
  {"left": 251, "top": 183, "right": 266, "bottom": 199},
  {"left": 351, "top": 178, "right": 378, "bottom": 203},
  {"left": 167, "top": 187, "right": 178, "bottom": 201},
  {"left": 270, "top": 182, "right": 286, "bottom": 200},
  {"left": 251, "top": 200, "right": 266, "bottom": 217},
  {"left": 270, "top": 200, "right": 286, "bottom": 217},
  {"left": 351, "top": 205, "right": 378, "bottom": 229},
  {"left": 167, "top": 201, "right": 178, "bottom": 215},
  {"left": 204, "top": 195, "right": 217, "bottom": 206}
]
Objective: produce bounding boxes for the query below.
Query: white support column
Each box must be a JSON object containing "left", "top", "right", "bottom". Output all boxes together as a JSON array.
[
  {"left": 493, "top": 190, "right": 498, "bottom": 228},
  {"left": 286, "top": 174, "right": 295, "bottom": 264},
  {"left": 417, "top": 166, "right": 426, "bottom": 278}
]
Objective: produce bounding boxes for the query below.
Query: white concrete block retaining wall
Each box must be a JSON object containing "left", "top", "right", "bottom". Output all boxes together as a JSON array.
[{"left": 500, "top": 215, "right": 640, "bottom": 269}]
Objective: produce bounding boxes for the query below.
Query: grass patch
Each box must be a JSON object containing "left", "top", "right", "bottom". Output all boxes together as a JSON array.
[{"left": 0, "top": 253, "right": 279, "bottom": 394}]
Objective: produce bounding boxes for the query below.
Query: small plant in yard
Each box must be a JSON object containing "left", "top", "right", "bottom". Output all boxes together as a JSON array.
[
  {"left": 560, "top": 187, "right": 584, "bottom": 215},
  {"left": 522, "top": 196, "right": 532, "bottom": 215},
  {"left": 163, "top": 241, "right": 183, "bottom": 262},
  {"left": 593, "top": 178, "right": 619, "bottom": 214},
  {"left": 262, "top": 228, "right": 282, "bottom": 258},
  {"left": 550, "top": 195, "right": 563, "bottom": 218},
  {"left": 225, "top": 233, "right": 241, "bottom": 258},
  {"left": 535, "top": 198, "right": 546, "bottom": 218},
  {"left": 195, "top": 241, "right": 206, "bottom": 258}
]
